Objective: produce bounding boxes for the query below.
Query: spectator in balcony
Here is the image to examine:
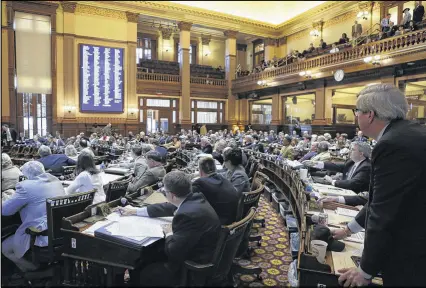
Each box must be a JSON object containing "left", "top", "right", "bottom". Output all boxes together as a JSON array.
[
  {"left": 330, "top": 43, "right": 340, "bottom": 54},
  {"left": 319, "top": 39, "right": 327, "bottom": 49},
  {"left": 387, "top": 21, "right": 397, "bottom": 37},
  {"left": 378, "top": 31, "right": 388, "bottom": 41},
  {"left": 338, "top": 33, "right": 350, "bottom": 44},
  {"left": 381, "top": 13, "right": 391, "bottom": 32},
  {"left": 303, "top": 43, "right": 315, "bottom": 56},
  {"left": 408, "top": 20, "right": 418, "bottom": 31},
  {"left": 413, "top": 1, "right": 425, "bottom": 24},
  {"left": 352, "top": 20, "right": 363, "bottom": 39},
  {"left": 401, "top": 8, "right": 412, "bottom": 28},
  {"left": 394, "top": 26, "right": 405, "bottom": 36}
]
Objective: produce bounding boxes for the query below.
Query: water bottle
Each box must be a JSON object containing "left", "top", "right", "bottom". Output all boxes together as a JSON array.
[{"left": 100, "top": 161, "right": 105, "bottom": 172}]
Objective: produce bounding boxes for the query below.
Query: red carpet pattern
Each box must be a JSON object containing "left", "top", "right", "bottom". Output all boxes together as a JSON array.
[{"left": 238, "top": 196, "right": 292, "bottom": 287}]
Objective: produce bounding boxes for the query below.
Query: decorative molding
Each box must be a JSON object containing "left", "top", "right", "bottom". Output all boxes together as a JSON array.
[
  {"left": 278, "top": 37, "right": 287, "bottom": 46},
  {"left": 126, "top": 11, "right": 139, "bottom": 23},
  {"left": 61, "top": 1, "right": 77, "bottom": 13},
  {"left": 177, "top": 21, "right": 192, "bottom": 31},
  {"left": 201, "top": 35, "right": 211, "bottom": 45},
  {"left": 75, "top": 4, "right": 127, "bottom": 20},
  {"left": 323, "top": 10, "right": 357, "bottom": 29},
  {"left": 224, "top": 30, "right": 238, "bottom": 39},
  {"left": 159, "top": 27, "right": 173, "bottom": 40},
  {"left": 61, "top": 32, "right": 136, "bottom": 45}
]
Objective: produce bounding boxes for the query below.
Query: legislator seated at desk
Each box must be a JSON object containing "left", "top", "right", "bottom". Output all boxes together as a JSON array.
[
  {"left": 126, "top": 151, "right": 166, "bottom": 194},
  {"left": 303, "top": 142, "right": 371, "bottom": 193},
  {"left": 192, "top": 157, "right": 242, "bottom": 225},
  {"left": 118, "top": 145, "right": 147, "bottom": 174},
  {"left": 65, "top": 153, "right": 106, "bottom": 204},
  {"left": 1, "top": 161, "right": 65, "bottom": 273},
  {"left": 200, "top": 137, "right": 213, "bottom": 154},
  {"left": 222, "top": 148, "right": 250, "bottom": 194},
  {"left": 37, "top": 145, "right": 76, "bottom": 175},
  {"left": 119, "top": 171, "right": 220, "bottom": 287},
  {"left": 1, "top": 153, "right": 22, "bottom": 194}
]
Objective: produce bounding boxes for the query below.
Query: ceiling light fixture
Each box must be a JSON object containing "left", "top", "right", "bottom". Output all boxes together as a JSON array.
[{"left": 357, "top": 11, "right": 369, "bottom": 20}]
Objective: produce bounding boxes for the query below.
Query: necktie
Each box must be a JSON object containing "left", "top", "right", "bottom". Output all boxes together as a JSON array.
[{"left": 347, "top": 163, "right": 357, "bottom": 180}]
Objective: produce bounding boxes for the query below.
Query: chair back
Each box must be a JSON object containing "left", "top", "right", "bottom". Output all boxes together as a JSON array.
[
  {"left": 248, "top": 159, "right": 259, "bottom": 179},
  {"left": 251, "top": 171, "right": 269, "bottom": 191},
  {"left": 46, "top": 190, "right": 96, "bottom": 257},
  {"left": 62, "top": 165, "right": 76, "bottom": 176},
  {"left": 213, "top": 207, "right": 257, "bottom": 280},
  {"left": 241, "top": 183, "right": 264, "bottom": 218},
  {"left": 105, "top": 176, "right": 132, "bottom": 202}
]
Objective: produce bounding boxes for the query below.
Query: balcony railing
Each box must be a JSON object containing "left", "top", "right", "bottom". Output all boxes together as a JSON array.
[
  {"left": 137, "top": 72, "right": 180, "bottom": 83},
  {"left": 137, "top": 71, "right": 227, "bottom": 87},
  {"left": 233, "top": 29, "right": 426, "bottom": 87},
  {"left": 190, "top": 77, "right": 227, "bottom": 86}
]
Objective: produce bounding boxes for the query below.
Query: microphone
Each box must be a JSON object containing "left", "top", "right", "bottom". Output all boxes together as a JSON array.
[{"left": 120, "top": 197, "right": 128, "bottom": 207}]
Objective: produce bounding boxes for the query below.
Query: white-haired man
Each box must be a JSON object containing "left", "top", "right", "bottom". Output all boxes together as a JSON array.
[{"left": 335, "top": 84, "right": 426, "bottom": 286}]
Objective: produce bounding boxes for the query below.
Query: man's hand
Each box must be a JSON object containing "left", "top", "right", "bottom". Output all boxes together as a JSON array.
[
  {"left": 117, "top": 205, "right": 137, "bottom": 216},
  {"left": 161, "top": 224, "right": 173, "bottom": 236},
  {"left": 324, "top": 175, "right": 333, "bottom": 184},
  {"left": 331, "top": 228, "right": 348, "bottom": 240},
  {"left": 318, "top": 196, "right": 339, "bottom": 204},
  {"left": 338, "top": 267, "right": 371, "bottom": 287}
]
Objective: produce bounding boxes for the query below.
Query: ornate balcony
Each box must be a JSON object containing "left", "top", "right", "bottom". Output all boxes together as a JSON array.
[{"left": 232, "top": 29, "right": 426, "bottom": 93}]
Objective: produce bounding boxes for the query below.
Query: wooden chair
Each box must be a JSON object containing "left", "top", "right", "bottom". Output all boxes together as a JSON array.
[
  {"left": 180, "top": 208, "right": 257, "bottom": 286},
  {"left": 105, "top": 176, "right": 132, "bottom": 202},
  {"left": 23, "top": 190, "right": 96, "bottom": 285}
]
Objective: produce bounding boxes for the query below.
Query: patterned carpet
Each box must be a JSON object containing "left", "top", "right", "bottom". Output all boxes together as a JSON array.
[{"left": 238, "top": 196, "right": 292, "bottom": 287}]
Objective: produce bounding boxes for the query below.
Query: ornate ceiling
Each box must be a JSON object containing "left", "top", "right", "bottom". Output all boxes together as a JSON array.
[{"left": 169, "top": 1, "right": 326, "bottom": 25}]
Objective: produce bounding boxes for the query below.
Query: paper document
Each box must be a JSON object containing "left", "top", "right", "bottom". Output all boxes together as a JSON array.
[
  {"left": 336, "top": 207, "right": 359, "bottom": 218},
  {"left": 312, "top": 183, "right": 357, "bottom": 197},
  {"left": 144, "top": 192, "right": 169, "bottom": 205},
  {"left": 82, "top": 220, "right": 113, "bottom": 236},
  {"left": 114, "top": 217, "right": 164, "bottom": 238},
  {"left": 346, "top": 231, "right": 365, "bottom": 244}
]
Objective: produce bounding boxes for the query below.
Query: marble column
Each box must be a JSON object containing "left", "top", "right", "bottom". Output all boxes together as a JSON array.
[
  {"left": 270, "top": 92, "right": 282, "bottom": 132},
  {"left": 178, "top": 21, "right": 192, "bottom": 130},
  {"left": 126, "top": 12, "right": 138, "bottom": 121},
  {"left": 224, "top": 30, "right": 237, "bottom": 129}
]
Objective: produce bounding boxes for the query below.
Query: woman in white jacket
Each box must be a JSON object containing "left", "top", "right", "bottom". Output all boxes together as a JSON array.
[{"left": 65, "top": 151, "right": 105, "bottom": 204}]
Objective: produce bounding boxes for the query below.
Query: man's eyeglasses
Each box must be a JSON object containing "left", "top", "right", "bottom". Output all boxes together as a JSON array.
[{"left": 352, "top": 108, "right": 371, "bottom": 116}]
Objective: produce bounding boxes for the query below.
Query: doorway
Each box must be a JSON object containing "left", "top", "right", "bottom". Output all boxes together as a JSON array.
[{"left": 146, "top": 109, "right": 172, "bottom": 133}]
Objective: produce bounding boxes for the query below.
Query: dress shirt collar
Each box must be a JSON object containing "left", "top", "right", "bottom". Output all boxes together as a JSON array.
[{"left": 376, "top": 122, "right": 390, "bottom": 142}]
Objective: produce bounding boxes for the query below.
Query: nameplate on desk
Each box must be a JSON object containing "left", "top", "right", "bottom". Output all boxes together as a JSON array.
[{"left": 104, "top": 167, "right": 130, "bottom": 175}]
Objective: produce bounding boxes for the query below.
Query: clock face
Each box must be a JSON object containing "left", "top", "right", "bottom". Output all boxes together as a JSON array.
[{"left": 334, "top": 69, "right": 344, "bottom": 82}]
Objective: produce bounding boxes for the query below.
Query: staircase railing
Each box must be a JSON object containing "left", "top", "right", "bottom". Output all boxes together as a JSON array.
[{"left": 355, "top": 23, "right": 381, "bottom": 46}]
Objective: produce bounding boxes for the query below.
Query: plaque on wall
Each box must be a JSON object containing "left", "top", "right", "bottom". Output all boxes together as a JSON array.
[{"left": 79, "top": 44, "right": 124, "bottom": 113}]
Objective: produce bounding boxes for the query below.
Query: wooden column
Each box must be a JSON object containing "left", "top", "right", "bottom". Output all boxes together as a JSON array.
[
  {"left": 313, "top": 80, "right": 332, "bottom": 125},
  {"left": 224, "top": 30, "right": 237, "bottom": 128},
  {"left": 1, "top": 1, "right": 10, "bottom": 124},
  {"left": 239, "top": 98, "right": 249, "bottom": 125},
  {"left": 126, "top": 12, "right": 138, "bottom": 122},
  {"left": 178, "top": 21, "right": 192, "bottom": 129}
]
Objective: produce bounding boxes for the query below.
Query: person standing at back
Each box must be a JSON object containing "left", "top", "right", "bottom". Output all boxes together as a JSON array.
[{"left": 336, "top": 84, "right": 426, "bottom": 286}]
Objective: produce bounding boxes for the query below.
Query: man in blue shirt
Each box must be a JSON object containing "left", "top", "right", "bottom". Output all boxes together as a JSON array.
[{"left": 37, "top": 145, "right": 76, "bottom": 175}]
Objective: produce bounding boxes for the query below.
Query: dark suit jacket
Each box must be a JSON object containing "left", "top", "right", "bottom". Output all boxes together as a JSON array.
[
  {"left": 323, "top": 159, "right": 371, "bottom": 192},
  {"left": 354, "top": 120, "right": 426, "bottom": 285},
  {"left": 413, "top": 5, "right": 425, "bottom": 22},
  {"left": 343, "top": 193, "right": 368, "bottom": 206},
  {"left": 37, "top": 154, "right": 77, "bottom": 174},
  {"left": 192, "top": 173, "right": 242, "bottom": 225},
  {"left": 212, "top": 151, "right": 224, "bottom": 165},
  {"left": 202, "top": 144, "right": 213, "bottom": 154},
  {"left": 147, "top": 193, "right": 221, "bottom": 273}
]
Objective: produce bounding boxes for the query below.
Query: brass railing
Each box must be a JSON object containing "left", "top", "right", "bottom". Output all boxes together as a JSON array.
[
  {"left": 233, "top": 29, "right": 426, "bottom": 87},
  {"left": 190, "top": 77, "right": 227, "bottom": 86},
  {"left": 136, "top": 72, "right": 180, "bottom": 82}
]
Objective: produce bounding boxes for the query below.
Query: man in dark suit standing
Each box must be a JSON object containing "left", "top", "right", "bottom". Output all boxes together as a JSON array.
[
  {"left": 119, "top": 171, "right": 221, "bottom": 286},
  {"left": 192, "top": 157, "right": 242, "bottom": 225},
  {"left": 334, "top": 84, "right": 426, "bottom": 286},
  {"left": 304, "top": 141, "right": 371, "bottom": 193},
  {"left": 413, "top": 1, "right": 425, "bottom": 23}
]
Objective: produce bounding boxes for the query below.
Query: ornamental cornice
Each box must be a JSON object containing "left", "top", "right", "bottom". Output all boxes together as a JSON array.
[
  {"left": 177, "top": 21, "right": 192, "bottom": 31},
  {"left": 75, "top": 3, "right": 127, "bottom": 20},
  {"left": 126, "top": 11, "right": 139, "bottom": 23},
  {"left": 61, "top": 1, "right": 77, "bottom": 13},
  {"left": 224, "top": 30, "right": 238, "bottom": 39}
]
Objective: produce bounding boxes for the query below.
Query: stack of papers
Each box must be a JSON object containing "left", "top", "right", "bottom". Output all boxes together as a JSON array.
[
  {"left": 312, "top": 183, "right": 357, "bottom": 197},
  {"left": 346, "top": 231, "right": 365, "bottom": 244},
  {"left": 336, "top": 207, "right": 359, "bottom": 218},
  {"left": 286, "top": 160, "right": 304, "bottom": 169}
]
